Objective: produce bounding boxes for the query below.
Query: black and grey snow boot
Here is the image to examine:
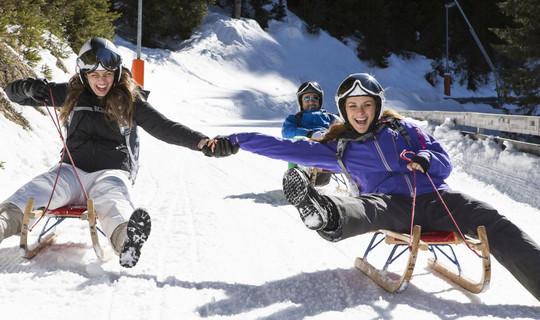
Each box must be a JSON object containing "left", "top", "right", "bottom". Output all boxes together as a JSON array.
[
  {"left": 120, "top": 208, "right": 151, "bottom": 268},
  {"left": 283, "top": 167, "right": 335, "bottom": 230}
]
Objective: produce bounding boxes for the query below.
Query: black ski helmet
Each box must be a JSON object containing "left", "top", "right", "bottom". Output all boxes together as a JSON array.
[
  {"left": 296, "top": 81, "right": 323, "bottom": 110},
  {"left": 335, "top": 73, "right": 385, "bottom": 122},
  {"left": 76, "top": 37, "right": 123, "bottom": 84}
]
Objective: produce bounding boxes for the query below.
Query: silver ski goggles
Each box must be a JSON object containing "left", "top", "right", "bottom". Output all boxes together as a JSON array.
[
  {"left": 336, "top": 73, "right": 384, "bottom": 100},
  {"left": 77, "top": 48, "right": 122, "bottom": 73}
]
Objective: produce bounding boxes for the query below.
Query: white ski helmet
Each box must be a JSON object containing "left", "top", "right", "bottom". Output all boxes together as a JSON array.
[
  {"left": 76, "top": 37, "right": 123, "bottom": 83},
  {"left": 296, "top": 81, "right": 323, "bottom": 111},
  {"left": 335, "top": 73, "right": 385, "bottom": 122}
]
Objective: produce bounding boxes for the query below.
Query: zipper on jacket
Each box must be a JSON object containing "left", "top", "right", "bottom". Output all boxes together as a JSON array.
[
  {"left": 390, "top": 133, "right": 414, "bottom": 196},
  {"left": 91, "top": 106, "right": 97, "bottom": 169},
  {"left": 402, "top": 172, "right": 414, "bottom": 196},
  {"left": 373, "top": 136, "right": 392, "bottom": 171}
]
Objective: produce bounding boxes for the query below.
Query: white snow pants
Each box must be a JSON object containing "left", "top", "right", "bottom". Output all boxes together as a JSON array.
[{"left": 1, "top": 164, "right": 134, "bottom": 240}]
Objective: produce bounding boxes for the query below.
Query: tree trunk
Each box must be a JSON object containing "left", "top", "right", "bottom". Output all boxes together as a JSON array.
[{"left": 233, "top": 0, "right": 242, "bottom": 19}]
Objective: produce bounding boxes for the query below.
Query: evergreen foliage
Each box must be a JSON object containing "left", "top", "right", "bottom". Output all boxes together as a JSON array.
[
  {"left": 250, "top": 0, "right": 273, "bottom": 29},
  {"left": 0, "top": 0, "right": 118, "bottom": 66},
  {"left": 492, "top": 0, "right": 540, "bottom": 114},
  {"left": 61, "top": 0, "right": 119, "bottom": 52},
  {"left": 0, "top": 0, "right": 538, "bottom": 113},
  {"left": 1, "top": 0, "right": 51, "bottom": 66},
  {"left": 118, "top": 0, "right": 214, "bottom": 48},
  {"left": 287, "top": 0, "right": 537, "bottom": 97},
  {"left": 215, "top": 0, "right": 287, "bottom": 28},
  {"left": 272, "top": 0, "right": 287, "bottom": 21}
]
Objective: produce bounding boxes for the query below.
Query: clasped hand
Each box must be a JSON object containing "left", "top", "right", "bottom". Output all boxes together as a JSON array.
[{"left": 201, "top": 135, "right": 239, "bottom": 158}]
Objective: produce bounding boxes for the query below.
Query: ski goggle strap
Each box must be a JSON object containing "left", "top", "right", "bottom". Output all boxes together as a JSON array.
[
  {"left": 336, "top": 73, "right": 384, "bottom": 100},
  {"left": 77, "top": 48, "right": 122, "bottom": 73}
]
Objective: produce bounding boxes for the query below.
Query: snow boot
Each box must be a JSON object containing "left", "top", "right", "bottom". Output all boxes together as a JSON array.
[
  {"left": 282, "top": 167, "right": 336, "bottom": 230},
  {"left": 0, "top": 203, "right": 24, "bottom": 244},
  {"left": 119, "top": 208, "right": 151, "bottom": 268}
]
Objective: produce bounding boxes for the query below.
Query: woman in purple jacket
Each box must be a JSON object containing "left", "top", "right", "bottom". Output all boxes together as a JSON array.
[{"left": 228, "top": 73, "right": 540, "bottom": 301}]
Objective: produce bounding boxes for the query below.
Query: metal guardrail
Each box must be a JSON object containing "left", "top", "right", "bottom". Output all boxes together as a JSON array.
[
  {"left": 399, "top": 111, "right": 540, "bottom": 136},
  {"left": 399, "top": 111, "right": 540, "bottom": 156}
]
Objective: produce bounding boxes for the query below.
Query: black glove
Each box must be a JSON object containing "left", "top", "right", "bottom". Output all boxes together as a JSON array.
[
  {"left": 201, "top": 136, "right": 239, "bottom": 158},
  {"left": 201, "top": 143, "right": 213, "bottom": 157},
  {"left": 411, "top": 154, "right": 431, "bottom": 172},
  {"left": 23, "top": 78, "right": 50, "bottom": 104}
]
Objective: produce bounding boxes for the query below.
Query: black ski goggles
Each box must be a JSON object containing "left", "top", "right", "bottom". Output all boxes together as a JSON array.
[
  {"left": 77, "top": 48, "right": 122, "bottom": 73},
  {"left": 336, "top": 73, "right": 384, "bottom": 100}
]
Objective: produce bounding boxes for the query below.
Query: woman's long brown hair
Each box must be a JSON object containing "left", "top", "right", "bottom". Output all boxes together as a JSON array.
[
  {"left": 59, "top": 69, "right": 142, "bottom": 129},
  {"left": 318, "top": 109, "right": 404, "bottom": 143}
]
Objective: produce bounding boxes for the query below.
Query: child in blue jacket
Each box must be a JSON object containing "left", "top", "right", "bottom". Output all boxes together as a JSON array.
[
  {"left": 281, "top": 81, "right": 340, "bottom": 139},
  {"left": 282, "top": 81, "right": 341, "bottom": 186}
]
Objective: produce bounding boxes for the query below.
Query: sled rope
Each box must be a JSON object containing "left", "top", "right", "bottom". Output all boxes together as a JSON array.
[
  {"left": 30, "top": 88, "right": 89, "bottom": 231},
  {"left": 399, "top": 150, "right": 482, "bottom": 258},
  {"left": 408, "top": 154, "right": 418, "bottom": 250}
]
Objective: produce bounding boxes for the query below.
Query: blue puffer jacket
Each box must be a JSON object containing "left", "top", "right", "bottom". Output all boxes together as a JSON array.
[
  {"left": 281, "top": 108, "right": 340, "bottom": 138},
  {"left": 230, "top": 120, "right": 452, "bottom": 197}
]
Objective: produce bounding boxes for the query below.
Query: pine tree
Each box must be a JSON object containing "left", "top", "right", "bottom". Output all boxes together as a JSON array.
[
  {"left": 120, "top": 0, "right": 213, "bottom": 48},
  {"left": 63, "top": 0, "right": 119, "bottom": 52},
  {"left": 492, "top": 0, "right": 540, "bottom": 113},
  {"left": 0, "top": 0, "right": 118, "bottom": 64},
  {"left": 271, "top": 0, "right": 287, "bottom": 22}
]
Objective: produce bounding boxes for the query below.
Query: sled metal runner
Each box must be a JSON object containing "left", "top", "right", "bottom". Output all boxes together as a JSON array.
[
  {"left": 20, "top": 198, "right": 107, "bottom": 261},
  {"left": 355, "top": 225, "right": 490, "bottom": 293}
]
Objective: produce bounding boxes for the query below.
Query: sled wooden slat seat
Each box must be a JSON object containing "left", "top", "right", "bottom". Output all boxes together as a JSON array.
[
  {"left": 20, "top": 198, "right": 106, "bottom": 261},
  {"left": 355, "top": 225, "right": 491, "bottom": 294},
  {"left": 24, "top": 205, "right": 90, "bottom": 221},
  {"left": 385, "top": 230, "right": 461, "bottom": 251}
]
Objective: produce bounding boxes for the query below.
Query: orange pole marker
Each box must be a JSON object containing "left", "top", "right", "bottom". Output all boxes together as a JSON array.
[
  {"left": 444, "top": 73, "right": 451, "bottom": 96},
  {"left": 131, "top": 58, "right": 145, "bottom": 88}
]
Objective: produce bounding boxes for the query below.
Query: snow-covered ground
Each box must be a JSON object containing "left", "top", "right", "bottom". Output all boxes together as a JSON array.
[{"left": 1, "top": 6, "right": 539, "bottom": 320}]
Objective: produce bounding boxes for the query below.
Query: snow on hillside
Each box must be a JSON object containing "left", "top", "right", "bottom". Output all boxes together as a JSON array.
[{"left": 1, "top": 6, "right": 539, "bottom": 320}]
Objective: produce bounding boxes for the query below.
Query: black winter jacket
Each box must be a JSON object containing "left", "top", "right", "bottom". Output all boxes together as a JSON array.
[{"left": 5, "top": 79, "right": 208, "bottom": 181}]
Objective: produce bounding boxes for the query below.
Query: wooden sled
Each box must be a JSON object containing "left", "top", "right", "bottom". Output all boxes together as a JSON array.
[
  {"left": 355, "top": 225, "right": 490, "bottom": 293},
  {"left": 20, "top": 198, "right": 107, "bottom": 261}
]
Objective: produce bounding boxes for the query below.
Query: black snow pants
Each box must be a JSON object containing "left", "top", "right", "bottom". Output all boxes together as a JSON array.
[{"left": 318, "top": 190, "right": 540, "bottom": 301}]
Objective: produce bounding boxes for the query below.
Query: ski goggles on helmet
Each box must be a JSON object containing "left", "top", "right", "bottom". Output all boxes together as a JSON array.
[
  {"left": 77, "top": 48, "right": 122, "bottom": 73},
  {"left": 298, "top": 81, "right": 323, "bottom": 95},
  {"left": 336, "top": 73, "right": 384, "bottom": 101}
]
